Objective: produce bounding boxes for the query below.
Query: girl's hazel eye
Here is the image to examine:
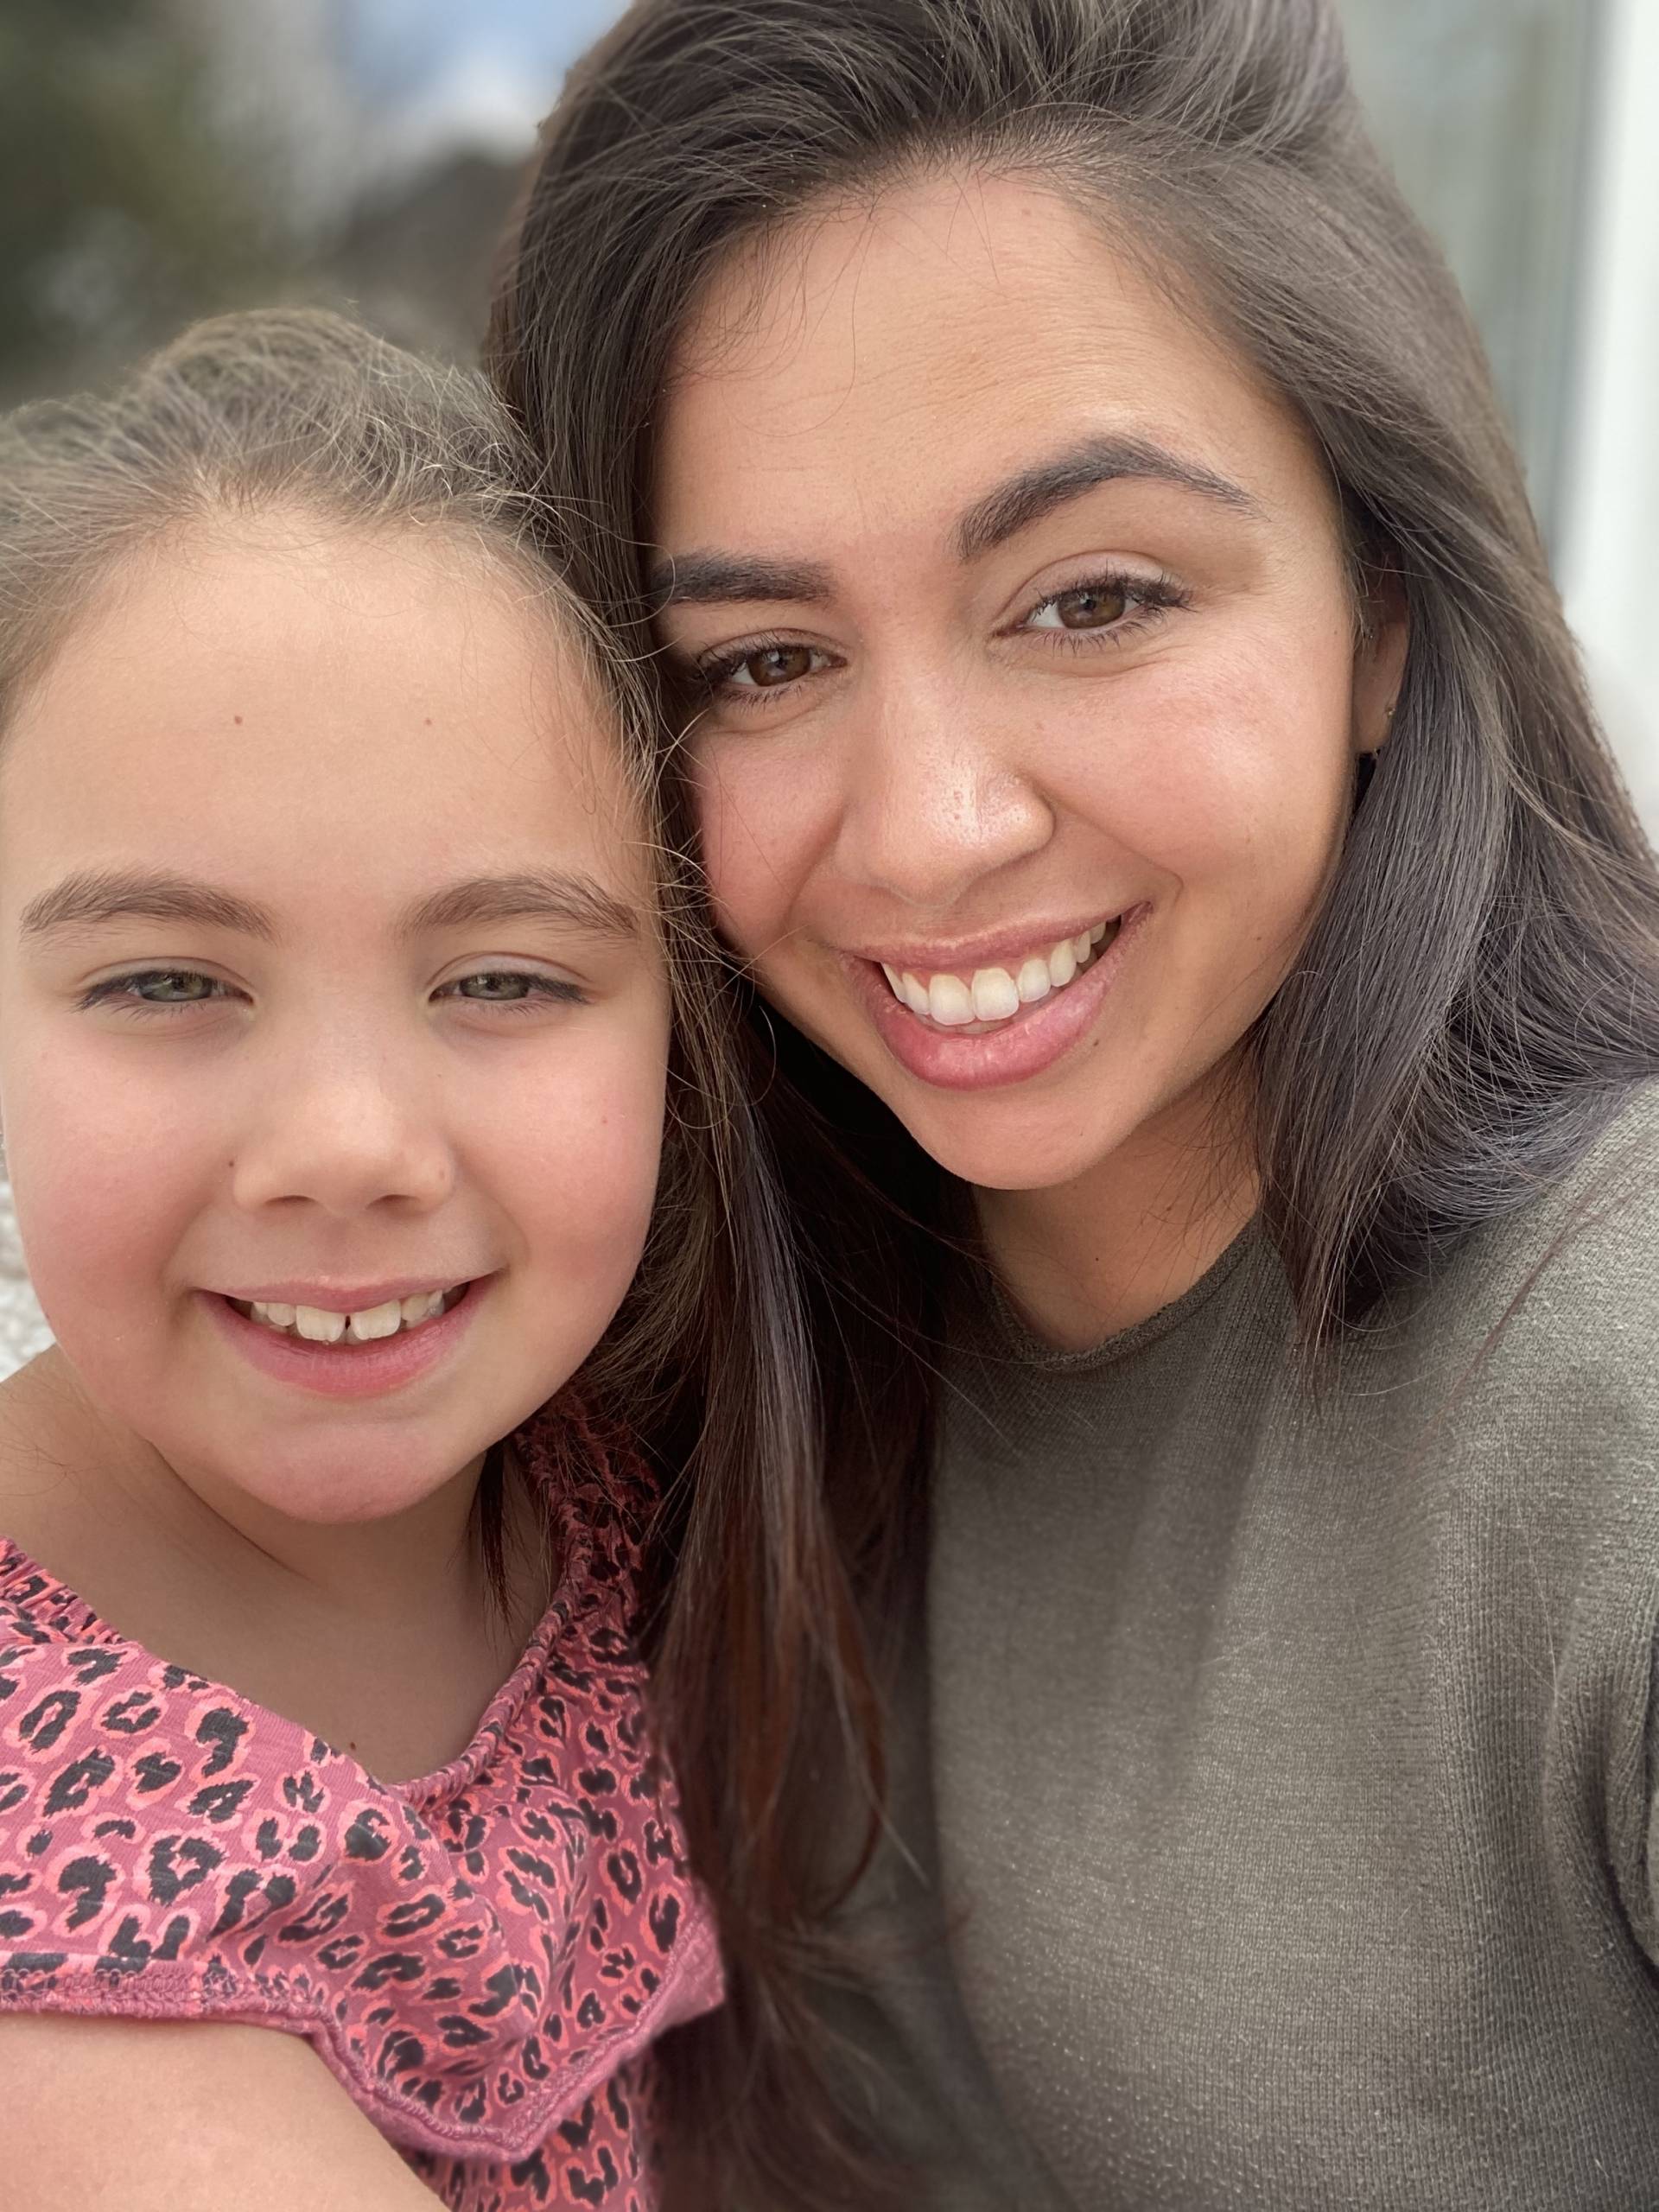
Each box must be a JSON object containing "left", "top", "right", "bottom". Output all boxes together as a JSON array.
[
  {"left": 442, "top": 971, "right": 585, "bottom": 1007},
  {"left": 81, "top": 969, "right": 226, "bottom": 1008},
  {"left": 454, "top": 972, "right": 532, "bottom": 1001},
  {"left": 137, "top": 970, "right": 219, "bottom": 1002}
]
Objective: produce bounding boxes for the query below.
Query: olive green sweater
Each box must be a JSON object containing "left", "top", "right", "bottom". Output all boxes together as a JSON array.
[{"left": 829, "top": 1084, "right": 1659, "bottom": 2209}]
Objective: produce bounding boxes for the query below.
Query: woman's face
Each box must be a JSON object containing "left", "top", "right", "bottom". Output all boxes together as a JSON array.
[{"left": 653, "top": 175, "right": 1401, "bottom": 1195}]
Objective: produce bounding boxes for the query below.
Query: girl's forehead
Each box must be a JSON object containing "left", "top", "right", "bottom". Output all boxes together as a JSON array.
[{"left": 0, "top": 524, "right": 652, "bottom": 918}]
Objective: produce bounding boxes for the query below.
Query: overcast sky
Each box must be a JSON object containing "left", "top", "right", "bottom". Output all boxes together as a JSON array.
[{"left": 340, "top": 0, "right": 628, "bottom": 163}]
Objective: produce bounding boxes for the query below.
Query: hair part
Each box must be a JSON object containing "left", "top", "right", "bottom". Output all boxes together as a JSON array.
[{"left": 491, "top": 3, "right": 1659, "bottom": 2201}]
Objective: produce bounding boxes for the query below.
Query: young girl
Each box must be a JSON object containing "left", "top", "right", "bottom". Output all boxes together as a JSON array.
[
  {"left": 494, "top": 0, "right": 1659, "bottom": 2206},
  {"left": 0, "top": 310, "right": 798, "bottom": 2210}
]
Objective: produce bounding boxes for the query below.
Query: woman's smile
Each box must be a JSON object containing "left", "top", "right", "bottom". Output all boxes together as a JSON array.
[
  {"left": 664, "top": 171, "right": 1391, "bottom": 1191},
  {"left": 830, "top": 902, "right": 1153, "bottom": 1091}
]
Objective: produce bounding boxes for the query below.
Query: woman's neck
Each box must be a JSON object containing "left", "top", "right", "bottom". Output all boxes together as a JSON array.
[{"left": 974, "top": 1071, "right": 1258, "bottom": 1351}]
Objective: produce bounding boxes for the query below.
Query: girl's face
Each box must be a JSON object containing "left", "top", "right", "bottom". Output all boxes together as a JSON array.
[
  {"left": 0, "top": 524, "right": 669, "bottom": 1525},
  {"left": 654, "top": 175, "right": 1402, "bottom": 1195}
]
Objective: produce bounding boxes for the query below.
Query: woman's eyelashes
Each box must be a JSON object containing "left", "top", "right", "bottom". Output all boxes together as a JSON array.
[
  {"left": 76, "top": 965, "right": 588, "bottom": 1020},
  {"left": 691, "top": 635, "right": 842, "bottom": 707},
  {"left": 1019, "top": 567, "right": 1192, "bottom": 642},
  {"left": 684, "top": 564, "right": 1192, "bottom": 714}
]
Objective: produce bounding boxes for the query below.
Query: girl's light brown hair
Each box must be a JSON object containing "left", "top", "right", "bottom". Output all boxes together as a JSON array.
[
  {"left": 490, "top": 3, "right": 1659, "bottom": 2201},
  {"left": 0, "top": 307, "right": 829, "bottom": 1984}
]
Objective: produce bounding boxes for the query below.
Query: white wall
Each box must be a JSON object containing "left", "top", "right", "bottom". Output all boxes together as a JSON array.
[{"left": 1557, "top": 0, "right": 1659, "bottom": 831}]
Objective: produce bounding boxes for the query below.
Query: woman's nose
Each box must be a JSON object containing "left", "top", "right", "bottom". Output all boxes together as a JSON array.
[
  {"left": 833, "top": 680, "right": 1055, "bottom": 911},
  {"left": 229, "top": 1034, "right": 454, "bottom": 1220}
]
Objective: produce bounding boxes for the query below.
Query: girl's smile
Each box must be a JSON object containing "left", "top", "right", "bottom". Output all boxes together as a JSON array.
[
  {"left": 206, "top": 1275, "right": 486, "bottom": 1402},
  {"left": 0, "top": 517, "right": 671, "bottom": 1531}
]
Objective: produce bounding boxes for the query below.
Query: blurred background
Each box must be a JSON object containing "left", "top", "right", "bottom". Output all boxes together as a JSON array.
[{"left": 0, "top": 0, "right": 1653, "bottom": 1363}]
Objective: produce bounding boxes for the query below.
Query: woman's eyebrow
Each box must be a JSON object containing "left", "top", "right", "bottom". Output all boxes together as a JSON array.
[
  {"left": 649, "top": 434, "right": 1259, "bottom": 612},
  {"left": 951, "top": 433, "right": 1262, "bottom": 563},
  {"left": 645, "top": 550, "right": 835, "bottom": 609}
]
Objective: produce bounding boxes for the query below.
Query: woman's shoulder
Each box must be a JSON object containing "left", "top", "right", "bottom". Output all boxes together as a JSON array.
[
  {"left": 1419, "top": 1079, "right": 1659, "bottom": 1446},
  {"left": 1470, "top": 1079, "right": 1659, "bottom": 1323}
]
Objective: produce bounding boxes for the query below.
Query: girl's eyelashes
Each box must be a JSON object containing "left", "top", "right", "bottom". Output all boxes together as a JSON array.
[
  {"left": 682, "top": 565, "right": 1192, "bottom": 715},
  {"left": 78, "top": 968, "right": 240, "bottom": 1014},
  {"left": 75, "top": 967, "right": 588, "bottom": 1018},
  {"left": 435, "top": 969, "right": 588, "bottom": 1011}
]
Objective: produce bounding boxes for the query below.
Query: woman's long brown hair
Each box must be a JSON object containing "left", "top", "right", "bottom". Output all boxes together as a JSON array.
[{"left": 489, "top": 2, "right": 1659, "bottom": 2201}]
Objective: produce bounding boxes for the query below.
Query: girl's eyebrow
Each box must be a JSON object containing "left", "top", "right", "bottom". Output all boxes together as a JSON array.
[
  {"left": 20, "top": 868, "right": 639, "bottom": 944},
  {"left": 647, "top": 432, "right": 1259, "bottom": 610},
  {"left": 21, "top": 869, "right": 275, "bottom": 941},
  {"left": 400, "top": 872, "right": 639, "bottom": 941}
]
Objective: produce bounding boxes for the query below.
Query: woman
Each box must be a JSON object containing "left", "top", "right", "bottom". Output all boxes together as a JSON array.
[{"left": 492, "top": 2, "right": 1659, "bottom": 2206}]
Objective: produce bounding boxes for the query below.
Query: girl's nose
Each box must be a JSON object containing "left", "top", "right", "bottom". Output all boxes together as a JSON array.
[
  {"left": 834, "top": 682, "right": 1056, "bottom": 911},
  {"left": 229, "top": 1040, "right": 454, "bottom": 1220}
]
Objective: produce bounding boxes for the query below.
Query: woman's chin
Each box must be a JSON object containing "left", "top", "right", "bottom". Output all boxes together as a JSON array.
[{"left": 887, "top": 1090, "right": 1126, "bottom": 1197}]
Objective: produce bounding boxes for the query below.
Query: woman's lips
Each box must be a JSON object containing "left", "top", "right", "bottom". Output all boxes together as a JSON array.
[
  {"left": 847, "top": 903, "right": 1149, "bottom": 1091},
  {"left": 202, "top": 1275, "right": 486, "bottom": 1401}
]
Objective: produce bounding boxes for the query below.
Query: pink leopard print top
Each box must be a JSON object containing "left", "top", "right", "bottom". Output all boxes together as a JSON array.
[{"left": 0, "top": 1410, "right": 721, "bottom": 2209}]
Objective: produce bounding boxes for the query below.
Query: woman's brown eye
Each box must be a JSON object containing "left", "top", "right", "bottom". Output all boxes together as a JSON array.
[
  {"left": 1054, "top": 582, "right": 1128, "bottom": 630},
  {"left": 743, "top": 644, "right": 817, "bottom": 687}
]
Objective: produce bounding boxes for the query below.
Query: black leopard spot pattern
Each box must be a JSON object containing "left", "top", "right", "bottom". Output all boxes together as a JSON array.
[{"left": 0, "top": 1408, "right": 721, "bottom": 2208}]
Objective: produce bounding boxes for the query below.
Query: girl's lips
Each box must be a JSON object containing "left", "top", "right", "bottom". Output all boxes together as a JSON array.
[
  {"left": 202, "top": 1276, "right": 486, "bottom": 1401},
  {"left": 848, "top": 903, "right": 1149, "bottom": 1091}
]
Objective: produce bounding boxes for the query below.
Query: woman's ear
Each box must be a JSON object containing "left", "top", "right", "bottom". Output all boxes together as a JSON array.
[{"left": 1352, "top": 573, "right": 1409, "bottom": 756}]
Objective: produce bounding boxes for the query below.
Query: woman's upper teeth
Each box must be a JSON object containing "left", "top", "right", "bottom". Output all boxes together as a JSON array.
[
  {"left": 880, "top": 921, "right": 1113, "bottom": 1027},
  {"left": 248, "top": 1287, "right": 454, "bottom": 1342}
]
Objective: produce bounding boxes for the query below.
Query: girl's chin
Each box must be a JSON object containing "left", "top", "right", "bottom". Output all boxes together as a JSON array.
[{"left": 182, "top": 1439, "right": 490, "bottom": 1528}]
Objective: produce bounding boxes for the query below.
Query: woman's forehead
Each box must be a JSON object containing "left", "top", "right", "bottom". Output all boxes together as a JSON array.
[{"left": 656, "top": 169, "right": 1332, "bottom": 556}]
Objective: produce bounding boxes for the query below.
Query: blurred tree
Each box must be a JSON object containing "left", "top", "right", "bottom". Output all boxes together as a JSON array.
[{"left": 0, "top": 0, "right": 288, "bottom": 402}]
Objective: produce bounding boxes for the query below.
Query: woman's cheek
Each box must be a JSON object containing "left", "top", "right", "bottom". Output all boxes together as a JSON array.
[
  {"left": 693, "top": 741, "right": 825, "bottom": 950},
  {"left": 1063, "top": 650, "right": 1353, "bottom": 896}
]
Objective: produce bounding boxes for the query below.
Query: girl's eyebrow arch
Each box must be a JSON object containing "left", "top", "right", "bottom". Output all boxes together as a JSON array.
[
  {"left": 951, "top": 433, "right": 1262, "bottom": 563},
  {"left": 21, "top": 869, "right": 275, "bottom": 940},
  {"left": 400, "top": 872, "right": 639, "bottom": 941},
  {"left": 18, "top": 868, "right": 639, "bottom": 945}
]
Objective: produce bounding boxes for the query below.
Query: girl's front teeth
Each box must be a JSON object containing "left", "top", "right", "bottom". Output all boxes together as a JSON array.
[
  {"left": 238, "top": 1287, "right": 458, "bottom": 1343},
  {"left": 880, "top": 919, "right": 1117, "bottom": 1028}
]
